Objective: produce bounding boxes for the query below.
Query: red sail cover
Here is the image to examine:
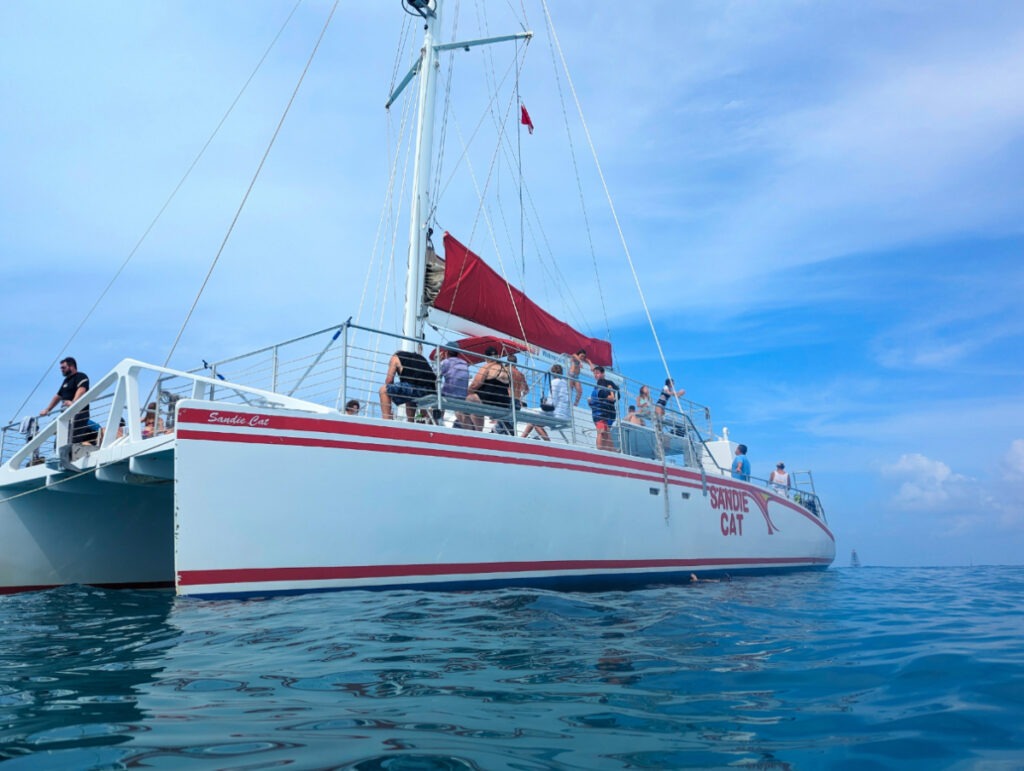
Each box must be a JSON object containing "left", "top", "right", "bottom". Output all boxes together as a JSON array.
[{"left": 434, "top": 233, "right": 613, "bottom": 367}]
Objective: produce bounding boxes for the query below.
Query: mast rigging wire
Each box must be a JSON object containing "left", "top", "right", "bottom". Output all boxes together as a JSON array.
[
  {"left": 162, "top": 0, "right": 340, "bottom": 370},
  {"left": 541, "top": 0, "right": 680, "bottom": 402},
  {"left": 539, "top": 1, "right": 612, "bottom": 354},
  {"left": 7, "top": 0, "right": 305, "bottom": 423}
]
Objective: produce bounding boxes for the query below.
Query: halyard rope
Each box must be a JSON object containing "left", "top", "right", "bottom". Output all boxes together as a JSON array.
[
  {"left": 8, "top": 1, "right": 305, "bottom": 424},
  {"left": 541, "top": 1, "right": 680, "bottom": 404},
  {"left": 162, "top": 0, "right": 340, "bottom": 371}
]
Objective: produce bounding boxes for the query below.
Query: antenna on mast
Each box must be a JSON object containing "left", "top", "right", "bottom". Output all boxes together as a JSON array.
[{"left": 402, "top": 0, "right": 436, "bottom": 20}]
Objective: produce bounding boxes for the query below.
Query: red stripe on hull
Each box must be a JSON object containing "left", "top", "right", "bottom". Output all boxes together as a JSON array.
[
  {"left": 177, "top": 428, "right": 667, "bottom": 485},
  {"left": 180, "top": 407, "right": 665, "bottom": 475},
  {"left": 179, "top": 557, "right": 834, "bottom": 587}
]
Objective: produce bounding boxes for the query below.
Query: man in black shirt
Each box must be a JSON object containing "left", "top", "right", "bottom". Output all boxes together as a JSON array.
[
  {"left": 588, "top": 365, "right": 620, "bottom": 451},
  {"left": 378, "top": 349, "right": 437, "bottom": 420},
  {"left": 40, "top": 357, "right": 97, "bottom": 443}
]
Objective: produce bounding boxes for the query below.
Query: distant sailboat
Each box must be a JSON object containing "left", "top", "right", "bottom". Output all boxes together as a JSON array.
[{"left": 850, "top": 550, "right": 861, "bottom": 568}]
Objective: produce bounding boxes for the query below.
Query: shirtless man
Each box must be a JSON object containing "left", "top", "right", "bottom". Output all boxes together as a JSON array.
[
  {"left": 507, "top": 354, "right": 529, "bottom": 407},
  {"left": 568, "top": 349, "right": 588, "bottom": 406}
]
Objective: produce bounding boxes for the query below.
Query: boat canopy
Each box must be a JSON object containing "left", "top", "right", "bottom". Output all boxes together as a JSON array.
[{"left": 432, "top": 233, "right": 613, "bottom": 367}]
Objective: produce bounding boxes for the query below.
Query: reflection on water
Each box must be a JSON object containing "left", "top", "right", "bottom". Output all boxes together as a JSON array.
[
  {"left": 1, "top": 569, "right": 1022, "bottom": 769},
  {"left": 0, "top": 587, "right": 175, "bottom": 760}
]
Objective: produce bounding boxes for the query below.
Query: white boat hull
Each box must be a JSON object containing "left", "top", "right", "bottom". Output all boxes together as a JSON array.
[
  {"left": 172, "top": 401, "right": 834, "bottom": 598},
  {"left": 1, "top": 399, "right": 834, "bottom": 597},
  {"left": 0, "top": 471, "right": 173, "bottom": 594}
]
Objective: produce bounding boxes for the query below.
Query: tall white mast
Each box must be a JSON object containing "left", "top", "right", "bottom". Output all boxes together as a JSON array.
[
  {"left": 384, "top": 2, "right": 529, "bottom": 349},
  {"left": 401, "top": 1, "right": 443, "bottom": 349}
]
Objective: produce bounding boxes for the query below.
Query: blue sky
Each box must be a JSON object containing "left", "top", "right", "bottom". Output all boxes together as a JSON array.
[{"left": 1, "top": 1, "right": 1022, "bottom": 567}]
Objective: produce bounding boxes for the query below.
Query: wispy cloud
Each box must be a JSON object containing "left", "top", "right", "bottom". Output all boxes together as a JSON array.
[
  {"left": 876, "top": 443, "right": 1024, "bottom": 542},
  {"left": 608, "top": 6, "right": 1024, "bottom": 317},
  {"left": 872, "top": 307, "right": 1024, "bottom": 372}
]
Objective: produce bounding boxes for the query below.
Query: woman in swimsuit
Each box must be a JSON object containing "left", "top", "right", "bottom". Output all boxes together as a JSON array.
[{"left": 465, "top": 348, "right": 511, "bottom": 430}]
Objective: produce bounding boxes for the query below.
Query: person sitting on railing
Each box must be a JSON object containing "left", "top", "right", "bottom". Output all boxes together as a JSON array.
[
  {"left": 39, "top": 356, "right": 98, "bottom": 444},
  {"left": 464, "top": 347, "right": 511, "bottom": 431},
  {"left": 588, "top": 365, "right": 619, "bottom": 452},
  {"left": 379, "top": 350, "right": 437, "bottom": 421}
]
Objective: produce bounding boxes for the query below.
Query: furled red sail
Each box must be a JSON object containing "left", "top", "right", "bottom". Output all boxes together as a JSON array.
[{"left": 432, "top": 233, "right": 613, "bottom": 367}]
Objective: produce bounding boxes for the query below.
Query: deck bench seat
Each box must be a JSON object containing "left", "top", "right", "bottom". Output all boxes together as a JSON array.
[
  {"left": 414, "top": 395, "right": 570, "bottom": 431},
  {"left": 414, "top": 394, "right": 511, "bottom": 421}
]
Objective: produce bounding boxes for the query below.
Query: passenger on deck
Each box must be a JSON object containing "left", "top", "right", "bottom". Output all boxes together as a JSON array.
[
  {"left": 731, "top": 444, "right": 750, "bottom": 481},
  {"left": 520, "top": 422, "right": 549, "bottom": 440},
  {"left": 40, "top": 356, "right": 98, "bottom": 444},
  {"left": 438, "top": 348, "right": 470, "bottom": 428},
  {"left": 142, "top": 402, "right": 167, "bottom": 439},
  {"left": 568, "top": 349, "right": 588, "bottom": 406},
  {"left": 550, "top": 364, "right": 571, "bottom": 422},
  {"left": 625, "top": 405, "right": 645, "bottom": 426},
  {"left": 521, "top": 363, "right": 569, "bottom": 441},
  {"left": 507, "top": 354, "right": 529, "bottom": 408},
  {"left": 654, "top": 378, "right": 686, "bottom": 420},
  {"left": 636, "top": 385, "right": 653, "bottom": 420},
  {"left": 345, "top": 399, "right": 361, "bottom": 415},
  {"left": 769, "top": 462, "right": 791, "bottom": 497},
  {"left": 439, "top": 349, "right": 469, "bottom": 398},
  {"left": 465, "top": 347, "right": 511, "bottom": 431},
  {"left": 98, "top": 417, "right": 127, "bottom": 446},
  {"left": 379, "top": 350, "right": 437, "bottom": 421},
  {"left": 588, "top": 365, "right": 619, "bottom": 451}
]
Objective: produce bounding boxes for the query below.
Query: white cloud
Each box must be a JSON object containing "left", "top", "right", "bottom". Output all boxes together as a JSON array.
[
  {"left": 875, "top": 444, "right": 1024, "bottom": 544},
  {"left": 991, "top": 440, "right": 1024, "bottom": 533},
  {"left": 1002, "top": 439, "right": 1024, "bottom": 482},
  {"left": 880, "top": 453, "right": 969, "bottom": 510}
]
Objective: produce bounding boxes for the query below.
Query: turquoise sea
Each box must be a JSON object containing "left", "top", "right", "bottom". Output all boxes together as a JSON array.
[{"left": 1, "top": 567, "right": 1022, "bottom": 770}]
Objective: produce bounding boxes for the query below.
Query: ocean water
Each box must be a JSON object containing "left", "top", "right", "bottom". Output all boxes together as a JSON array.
[{"left": 1, "top": 567, "right": 1022, "bottom": 770}]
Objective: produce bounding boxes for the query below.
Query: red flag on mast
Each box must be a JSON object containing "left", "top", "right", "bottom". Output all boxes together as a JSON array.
[{"left": 520, "top": 104, "right": 534, "bottom": 134}]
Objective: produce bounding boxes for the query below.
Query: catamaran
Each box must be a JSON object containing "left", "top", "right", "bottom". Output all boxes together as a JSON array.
[{"left": 0, "top": 1, "right": 834, "bottom": 598}]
